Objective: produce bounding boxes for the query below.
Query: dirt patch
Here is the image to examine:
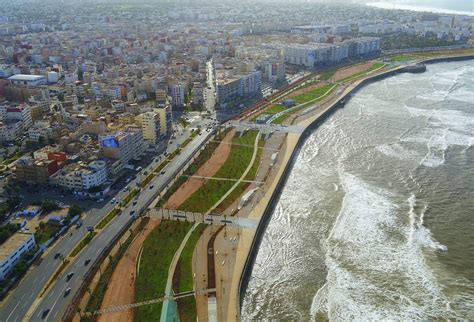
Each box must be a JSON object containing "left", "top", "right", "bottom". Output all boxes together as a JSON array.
[
  {"left": 288, "top": 81, "right": 325, "bottom": 100},
  {"left": 164, "top": 130, "right": 235, "bottom": 210},
  {"left": 98, "top": 219, "right": 160, "bottom": 322},
  {"left": 332, "top": 61, "right": 375, "bottom": 81}
]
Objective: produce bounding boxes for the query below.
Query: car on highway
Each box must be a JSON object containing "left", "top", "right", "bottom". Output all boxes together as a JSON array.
[
  {"left": 160, "top": 170, "right": 165, "bottom": 175},
  {"left": 64, "top": 287, "right": 71, "bottom": 297},
  {"left": 122, "top": 187, "right": 129, "bottom": 192},
  {"left": 149, "top": 185, "right": 154, "bottom": 189},
  {"left": 133, "top": 200, "right": 138, "bottom": 206},
  {"left": 54, "top": 253, "right": 61, "bottom": 259},
  {"left": 84, "top": 259, "right": 91, "bottom": 266},
  {"left": 110, "top": 198, "right": 117, "bottom": 204},
  {"left": 130, "top": 210, "right": 136, "bottom": 216},
  {"left": 41, "top": 308, "right": 50, "bottom": 319},
  {"left": 66, "top": 272, "right": 74, "bottom": 281}
]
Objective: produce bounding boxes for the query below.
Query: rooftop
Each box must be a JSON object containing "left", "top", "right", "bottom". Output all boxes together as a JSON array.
[
  {"left": 8, "top": 74, "right": 46, "bottom": 82},
  {"left": 0, "top": 233, "right": 34, "bottom": 263}
]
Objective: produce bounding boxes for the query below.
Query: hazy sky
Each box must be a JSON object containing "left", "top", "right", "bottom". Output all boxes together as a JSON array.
[{"left": 368, "top": 0, "right": 474, "bottom": 13}]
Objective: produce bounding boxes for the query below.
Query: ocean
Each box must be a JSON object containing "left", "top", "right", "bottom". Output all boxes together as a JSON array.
[{"left": 242, "top": 60, "right": 474, "bottom": 320}]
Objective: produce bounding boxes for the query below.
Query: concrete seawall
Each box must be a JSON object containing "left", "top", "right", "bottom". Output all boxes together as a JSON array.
[{"left": 237, "top": 54, "right": 474, "bottom": 314}]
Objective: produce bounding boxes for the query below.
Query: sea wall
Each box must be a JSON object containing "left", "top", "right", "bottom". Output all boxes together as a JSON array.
[{"left": 237, "top": 54, "right": 474, "bottom": 311}]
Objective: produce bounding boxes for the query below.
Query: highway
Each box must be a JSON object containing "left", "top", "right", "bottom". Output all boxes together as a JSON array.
[{"left": 0, "top": 114, "right": 216, "bottom": 322}]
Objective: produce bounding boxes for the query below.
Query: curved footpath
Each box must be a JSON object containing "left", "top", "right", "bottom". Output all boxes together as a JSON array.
[{"left": 230, "top": 53, "right": 474, "bottom": 320}]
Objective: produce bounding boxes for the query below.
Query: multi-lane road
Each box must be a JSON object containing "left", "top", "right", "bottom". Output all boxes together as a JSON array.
[{"left": 0, "top": 113, "right": 217, "bottom": 322}]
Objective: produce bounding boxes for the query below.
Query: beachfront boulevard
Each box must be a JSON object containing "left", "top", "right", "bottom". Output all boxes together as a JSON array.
[
  {"left": 0, "top": 114, "right": 214, "bottom": 322},
  {"left": 48, "top": 56, "right": 435, "bottom": 321}
]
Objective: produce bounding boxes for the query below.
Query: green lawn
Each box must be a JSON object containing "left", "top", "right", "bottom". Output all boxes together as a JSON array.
[
  {"left": 177, "top": 296, "right": 197, "bottom": 322},
  {"left": 134, "top": 221, "right": 193, "bottom": 321},
  {"left": 174, "top": 224, "right": 205, "bottom": 293},
  {"left": 179, "top": 130, "right": 258, "bottom": 213},
  {"left": 292, "top": 84, "right": 335, "bottom": 104},
  {"left": 271, "top": 113, "right": 291, "bottom": 125}
]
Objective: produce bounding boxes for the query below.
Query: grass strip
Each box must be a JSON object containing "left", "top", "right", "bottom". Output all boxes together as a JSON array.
[
  {"left": 174, "top": 224, "right": 205, "bottom": 293},
  {"left": 96, "top": 208, "right": 121, "bottom": 230},
  {"left": 120, "top": 188, "right": 139, "bottom": 207},
  {"left": 134, "top": 221, "right": 192, "bottom": 321},
  {"left": 40, "top": 259, "right": 70, "bottom": 296},
  {"left": 292, "top": 84, "right": 335, "bottom": 104},
  {"left": 70, "top": 232, "right": 97, "bottom": 257},
  {"left": 179, "top": 130, "right": 258, "bottom": 213}
]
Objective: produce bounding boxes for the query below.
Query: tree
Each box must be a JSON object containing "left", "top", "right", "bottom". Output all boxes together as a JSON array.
[
  {"left": 68, "top": 204, "right": 82, "bottom": 217},
  {"left": 41, "top": 200, "right": 59, "bottom": 213}
]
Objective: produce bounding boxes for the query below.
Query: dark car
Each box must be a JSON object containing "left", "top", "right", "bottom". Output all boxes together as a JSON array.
[
  {"left": 149, "top": 185, "right": 154, "bottom": 189},
  {"left": 41, "top": 309, "right": 50, "bottom": 319},
  {"left": 133, "top": 200, "right": 138, "bottom": 206},
  {"left": 64, "top": 287, "right": 72, "bottom": 297},
  {"left": 54, "top": 253, "right": 61, "bottom": 260},
  {"left": 84, "top": 259, "right": 91, "bottom": 266},
  {"left": 66, "top": 272, "right": 74, "bottom": 281},
  {"left": 130, "top": 210, "right": 136, "bottom": 216}
]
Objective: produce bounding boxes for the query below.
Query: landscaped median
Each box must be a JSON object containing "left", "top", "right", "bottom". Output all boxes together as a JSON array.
[
  {"left": 120, "top": 188, "right": 140, "bottom": 207},
  {"left": 96, "top": 208, "right": 121, "bottom": 230},
  {"left": 70, "top": 231, "right": 97, "bottom": 257}
]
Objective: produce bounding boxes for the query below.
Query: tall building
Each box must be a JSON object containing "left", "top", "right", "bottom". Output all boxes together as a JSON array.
[
  {"left": 155, "top": 105, "right": 172, "bottom": 135},
  {"left": 137, "top": 111, "right": 161, "bottom": 145},
  {"left": 169, "top": 82, "right": 186, "bottom": 108},
  {"left": 99, "top": 127, "right": 145, "bottom": 170},
  {"left": 216, "top": 71, "right": 261, "bottom": 106}
]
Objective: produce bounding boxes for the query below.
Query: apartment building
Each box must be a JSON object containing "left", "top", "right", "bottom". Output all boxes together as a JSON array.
[
  {"left": 137, "top": 111, "right": 162, "bottom": 146},
  {"left": 51, "top": 160, "right": 108, "bottom": 191},
  {"left": 216, "top": 71, "right": 261, "bottom": 106},
  {"left": 99, "top": 127, "right": 145, "bottom": 171},
  {"left": 12, "top": 156, "right": 59, "bottom": 183}
]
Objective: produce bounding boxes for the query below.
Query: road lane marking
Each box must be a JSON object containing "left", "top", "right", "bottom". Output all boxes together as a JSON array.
[{"left": 5, "top": 301, "right": 21, "bottom": 321}]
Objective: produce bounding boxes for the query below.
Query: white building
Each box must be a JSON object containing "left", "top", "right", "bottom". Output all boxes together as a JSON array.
[
  {"left": 51, "top": 160, "right": 108, "bottom": 191},
  {"left": 0, "top": 233, "right": 36, "bottom": 281},
  {"left": 7, "top": 74, "right": 46, "bottom": 87}
]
